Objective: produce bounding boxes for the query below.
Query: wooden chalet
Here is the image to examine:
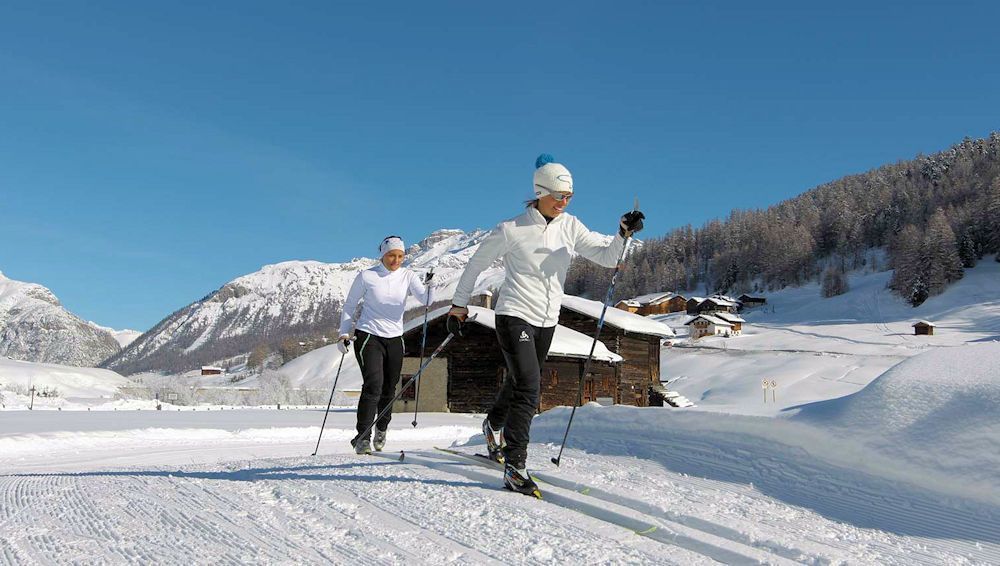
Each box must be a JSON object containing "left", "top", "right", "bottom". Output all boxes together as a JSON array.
[
  {"left": 620, "top": 291, "right": 688, "bottom": 315},
  {"left": 200, "top": 366, "right": 224, "bottom": 376},
  {"left": 399, "top": 306, "right": 622, "bottom": 413},
  {"left": 913, "top": 320, "right": 936, "bottom": 336},
  {"left": 685, "top": 314, "right": 734, "bottom": 339},
  {"left": 686, "top": 297, "right": 705, "bottom": 315},
  {"left": 559, "top": 295, "right": 676, "bottom": 406},
  {"left": 738, "top": 294, "right": 767, "bottom": 308},
  {"left": 615, "top": 299, "right": 641, "bottom": 314},
  {"left": 713, "top": 312, "right": 746, "bottom": 335},
  {"left": 696, "top": 295, "right": 740, "bottom": 315}
]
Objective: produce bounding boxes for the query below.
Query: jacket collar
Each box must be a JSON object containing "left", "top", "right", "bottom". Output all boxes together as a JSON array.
[{"left": 525, "top": 205, "right": 566, "bottom": 226}]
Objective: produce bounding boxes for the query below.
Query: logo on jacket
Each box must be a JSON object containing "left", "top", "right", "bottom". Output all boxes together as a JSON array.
[{"left": 519, "top": 330, "right": 531, "bottom": 343}]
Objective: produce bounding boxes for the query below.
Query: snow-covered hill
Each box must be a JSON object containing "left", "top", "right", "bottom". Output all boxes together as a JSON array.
[
  {"left": 659, "top": 255, "right": 1000, "bottom": 415},
  {"left": 103, "top": 229, "right": 503, "bottom": 376},
  {"left": 0, "top": 271, "right": 121, "bottom": 367},
  {"left": 0, "top": 357, "right": 130, "bottom": 403}
]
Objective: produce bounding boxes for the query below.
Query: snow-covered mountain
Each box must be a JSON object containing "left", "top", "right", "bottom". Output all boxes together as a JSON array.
[
  {"left": 103, "top": 229, "right": 503, "bottom": 376},
  {"left": 0, "top": 271, "right": 121, "bottom": 367},
  {"left": 86, "top": 322, "right": 142, "bottom": 348}
]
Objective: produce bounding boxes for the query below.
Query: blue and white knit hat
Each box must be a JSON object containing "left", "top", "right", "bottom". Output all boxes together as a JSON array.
[{"left": 532, "top": 153, "right": 573, "bottom": 199}]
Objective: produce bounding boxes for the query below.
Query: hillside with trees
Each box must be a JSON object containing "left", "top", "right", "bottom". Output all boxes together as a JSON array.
[{"left": 566, "top": 133, "right": 1000, "bottom": 307}]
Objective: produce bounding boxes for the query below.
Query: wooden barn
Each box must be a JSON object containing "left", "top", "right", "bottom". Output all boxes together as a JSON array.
[
  {"left": 913, "top": 320, "right": 936, "bottom": 336},
  {"left": 614, "top": 299, "right": 641, "bottom": 314},
  {"left": 686, "top": 297, "right": 706, "bottom": 315},
  {"left": 621, "top": 291, "right": 688, "bottom": 315},
  {"left": 399, "top": 306, "right": 622, "bottom": 414},
  {"left": 697, "top": 296, "right": 741, "bottom": 315},
  {"left": 559, "top": 295, "right": 676, "bottom": 406},
  {"left": 738, "top": 294, "right": 767, "bottom": 309}
]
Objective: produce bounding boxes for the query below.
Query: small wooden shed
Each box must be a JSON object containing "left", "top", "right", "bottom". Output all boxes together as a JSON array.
[{"left": 913, "top": 320, "right": 936, "bottom": 336}]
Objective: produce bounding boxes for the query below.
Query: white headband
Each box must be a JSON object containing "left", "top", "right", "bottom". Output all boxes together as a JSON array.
[{"left": 379, "top": 236, "right": 405, "bottom": 257}]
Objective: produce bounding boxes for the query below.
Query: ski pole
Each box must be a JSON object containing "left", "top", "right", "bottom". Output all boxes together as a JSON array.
[
  {"left": 311, "top": 350, "right": 349, "bottom": 456},
  {"left": 412, "top": 266, "right": 435, "bottom": 427},
  {"left": 551, "top": 234, "right": 634, "bottom": 467},
  {"left": 357, "top": 314, "right": 476, "bottom": 447}
]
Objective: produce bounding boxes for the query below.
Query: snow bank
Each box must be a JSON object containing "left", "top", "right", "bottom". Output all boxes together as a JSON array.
[
  {"left": 534, "top": 343, "right": 1000, "bottom": 507},
  {"left": 791, "top": 341, "right": 1000, "bottom": 491},
  {"left": 0, "top": 358, "right": 130, "bottom": 399}
]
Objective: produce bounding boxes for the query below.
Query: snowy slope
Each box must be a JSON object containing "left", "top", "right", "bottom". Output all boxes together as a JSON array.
[
  {"left": 659, "top": 256, "right": 1000, "bottom": 415},
  {"left": 103, "top": 229, "right": 503, "bottom": 376},
  {"left": 0, "top": 271, "right": 121, "bottom": 367},
  {"left": 0, "top": 357, "right": 130, "bottom": 401}
]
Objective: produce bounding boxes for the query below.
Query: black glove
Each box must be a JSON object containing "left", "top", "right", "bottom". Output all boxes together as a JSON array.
[
  {"left": 424, "top": 270, "right": 435, "bottom": 284},
  {"left": 619, "top": 210, "right": 645, "bottom": 237}
]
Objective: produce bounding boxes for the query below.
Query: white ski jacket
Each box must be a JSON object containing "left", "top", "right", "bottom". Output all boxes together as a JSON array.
[
  {"left": 339, "top": 265, "right": 431, "bottom": 338},
  {"left": 452, "top": 207, "right": 626, "bottom": 327}
]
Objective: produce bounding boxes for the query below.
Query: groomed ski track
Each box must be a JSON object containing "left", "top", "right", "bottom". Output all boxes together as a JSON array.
[{"left": 3, "top": 442, "right": 996, "bottom": 564}]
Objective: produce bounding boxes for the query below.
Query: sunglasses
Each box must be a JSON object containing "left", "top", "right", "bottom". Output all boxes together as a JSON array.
[{"left": 550, "top": 192, "right": 573, "bottom": 203}]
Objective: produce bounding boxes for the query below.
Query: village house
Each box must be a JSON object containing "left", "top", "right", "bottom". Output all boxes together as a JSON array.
[
  {"left": 398, "top": 306, "right": 623, "bottom": 413},
  {"left": 913, "top": 320, "right": 936, "bottom": 336},
  {"left": 616, "top": 291, "right": 688, "bottom": 316},
  {"left": 738, "top": 294, "right": 767, "bottom": 309},
  {"left": 701, "top": 295, "right": 741, "bottom": 314},
  {"left": 559, "top": 295, "right": 675, "bottom": 406},
  {"left": 684, "top": 314, "right": 734, "bottom": 339},
  {"left": 713, "top": 311, "right": 746, "bottom": 335}
]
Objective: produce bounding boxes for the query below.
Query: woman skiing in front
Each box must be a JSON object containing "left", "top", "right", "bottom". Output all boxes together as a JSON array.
[
  {"left": 339, "top": 235, "right": 433, "bottom": 454},
  {"left": 448, "top": 154, "right": 644, "bottom": 496}
]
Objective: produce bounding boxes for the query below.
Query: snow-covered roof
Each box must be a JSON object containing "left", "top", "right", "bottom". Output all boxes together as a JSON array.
[
  {"left": 201, "top": 366, "right": 224, "bottom": 372},
  {"left": 687, "top": 296, "right": 705, "bottom": 303},
  {"left": 715, "top": 312, "right": 746, "bottom": 323},
  {"left": 616, "top": 299, "right": 640, "bottom": 307},
  {"left": 629, "top": 291, "right": 680, "bottom": 305},
  {"left": 561, "top": 295, "right": 676, "bottom": 338},
  {"left": 703, "top": 297, "right": 739, "bottom": 308},
  {"left": 912, "top": 320, "right": 936, "bottom": 327},
  {"left": 405, "top": 306, "right": 623, "bottom": 362},
  {"left": 684, "top": 314, "right": 733, "bottom": 327}
]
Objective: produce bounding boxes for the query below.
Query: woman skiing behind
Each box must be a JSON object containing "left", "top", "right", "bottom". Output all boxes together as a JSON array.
[
  {"left": 340, "top": 235, "right": 433, "bottom": 454},
  {"left": 448, "top": 154, "right": 644, "bottom": 496}
]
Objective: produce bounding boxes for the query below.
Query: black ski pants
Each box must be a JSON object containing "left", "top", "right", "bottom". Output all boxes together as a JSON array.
[
  {"left": 488, "top": 315, "right": 555, "bottom": 467},
  {"left": 353, "top": 330, "right": 404, "bottom": 441}
]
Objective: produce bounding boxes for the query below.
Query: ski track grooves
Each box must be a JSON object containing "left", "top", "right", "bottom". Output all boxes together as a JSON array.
[
  {"left": 576, "top": 434, "right": 1000, "bottom": 565},
  {"left": 0, "top": 457, "right": 682, "bottom": 565},
  {"left": 405, "top": 449, "right": 797, "bottom": 565}
]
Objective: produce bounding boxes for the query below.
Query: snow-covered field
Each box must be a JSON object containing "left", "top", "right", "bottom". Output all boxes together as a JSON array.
[
  {"left": 2, "top": 343, "right": 998, "bottom": 564},
  {"left": 2, "top": 259, "right": 999, "bottom": 563}
]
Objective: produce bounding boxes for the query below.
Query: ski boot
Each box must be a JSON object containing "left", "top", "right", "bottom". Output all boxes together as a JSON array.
[
  {"left": 482, "top": 418, "right": 505, "bottom": 464},
  {"left": 351, "top": 436, "right": 372, "bottom": 455},
  {"left": 373, "top": 429, "right": 387, "bottom": 452},
  {"left": 503, "top": 461, "right": 542, "bottom": 499}
]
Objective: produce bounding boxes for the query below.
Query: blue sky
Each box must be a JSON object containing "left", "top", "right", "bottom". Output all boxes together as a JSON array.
[{"left": 1, "top": 1, "right": 998, "bottom": 331}]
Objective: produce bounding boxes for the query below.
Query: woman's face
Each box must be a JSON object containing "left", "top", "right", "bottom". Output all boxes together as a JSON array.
[
  {"left": 382, "top": 249, "right": 405, "bottom": 271},
  {"left": 537, "top": 191, "right": 573, "bottom": 218}
]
